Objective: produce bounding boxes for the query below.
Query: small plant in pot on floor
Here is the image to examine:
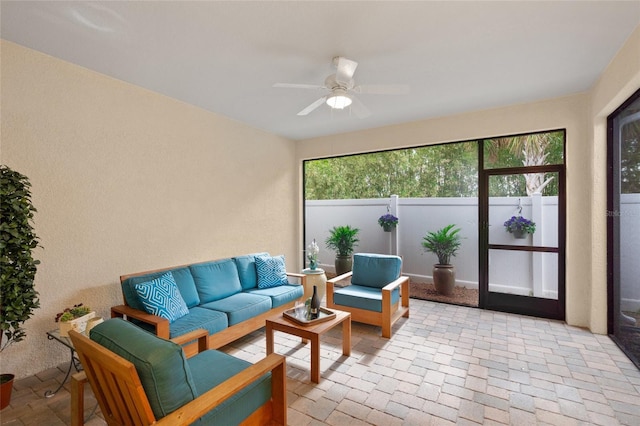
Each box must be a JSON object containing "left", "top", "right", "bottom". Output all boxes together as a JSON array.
[{"left": 421, "top": 224, "right": 462, "bottom": 296}]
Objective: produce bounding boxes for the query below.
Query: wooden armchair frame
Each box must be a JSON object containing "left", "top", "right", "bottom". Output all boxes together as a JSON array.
[
  {"left": 69, "top": 329, "right": 286, "bottom": 426},
  {"left": 326, "top": 271, "right": 409, "bottom": 338}
]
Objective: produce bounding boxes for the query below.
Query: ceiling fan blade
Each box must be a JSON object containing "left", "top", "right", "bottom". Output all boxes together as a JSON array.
[
  {"left": 273, "top": 83, "right": 324, "bottom": 90},
  {"left": 355, "top": 84, "right": 410, "bottom": 95},
  {"left": 297, "top": 96, "right": 327, "bottom": 116},
  {"left": 350, "top": 96, "right": 371, "bottom": 119},
  {"left": 335, "top": 57, "right": 358, "bottom": 83}
]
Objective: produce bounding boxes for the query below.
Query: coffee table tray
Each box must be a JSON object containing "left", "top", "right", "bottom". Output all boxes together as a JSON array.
[{"left": 283, "top": 307, "right": 336, "bottom": 326}]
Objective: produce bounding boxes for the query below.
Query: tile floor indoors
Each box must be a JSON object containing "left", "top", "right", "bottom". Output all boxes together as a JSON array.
[{"left": 2, "top": 298, "right": 640, "bottom": 425}]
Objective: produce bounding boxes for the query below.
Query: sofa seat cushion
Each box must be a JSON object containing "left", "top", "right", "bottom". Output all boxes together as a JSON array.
[
  {"left": 200, "top": 293, "right": 271, "bottom": 326},
  {"left": 351, "top": 253, "right": 402, "bottom": 289},
  {"left": 90, "top": 319, "right": 197, "bottom": 419},
  {"left": 187, "top": 350, "right": 271, "bottom": 425},
  {"left": 245, "top": 284, "right": 303, "bottom": 308},
  {"left": 333, "top": 284, "right": 400, "bottom": 313},
  {"left": 122, "top": 267, "right": 201, "bottom": 310},
  {"left": 169, "top": 307, "right": 228, "bottom": 339},
  {"left": 233, "top": 252, "right": 269, "bottom": 291},
  {"left": 190, "top": 259, "right": 243, "bottom": 303}
]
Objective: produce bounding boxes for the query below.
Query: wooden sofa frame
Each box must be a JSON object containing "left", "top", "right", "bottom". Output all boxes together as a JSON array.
[
  {"left": 112, "top": 262, "right": 306, "bottom": 356},
  {"left": 70, "top": 328, "right": 286, "bottom": 426}
]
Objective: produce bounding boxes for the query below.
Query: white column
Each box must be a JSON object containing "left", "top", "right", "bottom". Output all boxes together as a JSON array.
[
  {"left": 390, "top": 195, "right": 399, "bottom": 256},
  {"left": 532, "top": 193, "right": 543, "bottom": 297}
]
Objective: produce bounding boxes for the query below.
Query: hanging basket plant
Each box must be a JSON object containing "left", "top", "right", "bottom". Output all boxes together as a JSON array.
[
  {"left": 504, "top": 215, "right": 536, "bottom": 239},
  {"left": 378, "top": 214, "right": 398, "bottom": 232}
]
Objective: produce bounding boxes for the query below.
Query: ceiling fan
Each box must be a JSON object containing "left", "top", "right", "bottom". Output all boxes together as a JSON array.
[{"left": 273, "top": 56, "right": 409, "bottom": 118}]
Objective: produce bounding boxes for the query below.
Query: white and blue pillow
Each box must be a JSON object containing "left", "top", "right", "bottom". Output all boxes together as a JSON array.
[
  {"left": 255, "top": 255, "right": 288, "bottom": 289},
  {"left": 134, "top": 271, "right": 189, "bottom": 322}
]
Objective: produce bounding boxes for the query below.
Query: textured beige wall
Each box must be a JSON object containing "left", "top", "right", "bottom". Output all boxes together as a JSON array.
[
  {"left": 296, "top": 95, "right": 592, "bottom": 328},
  {"left": 1, "top": 41, "right": 299, "bottom": 378}
]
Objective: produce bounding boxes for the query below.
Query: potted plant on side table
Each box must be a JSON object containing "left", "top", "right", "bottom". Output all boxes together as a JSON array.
[
  {"left": 421, "top": 224, "right": 462, "bottom": 296},
  {"left": 0, "top": 165, "right": 42, "bottom": 410},
  {"left": 325, "top": 225, "right": 360, "bottom": 276},
  {"left": 55, "top": 304, "right": 96, "bottom": 337}
]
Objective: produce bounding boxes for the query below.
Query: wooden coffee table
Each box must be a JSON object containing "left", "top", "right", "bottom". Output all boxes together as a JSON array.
[{"left": 266, "top": 308, "right": 351, "bottom": 383}]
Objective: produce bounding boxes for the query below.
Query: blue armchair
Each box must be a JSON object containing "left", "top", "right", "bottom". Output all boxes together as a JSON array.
[
  {"left": 69, "top": 318, "right": 286, "bottom": 425},
  {"left": 326, "top": 253, "right": 409, "bottom": 338}
]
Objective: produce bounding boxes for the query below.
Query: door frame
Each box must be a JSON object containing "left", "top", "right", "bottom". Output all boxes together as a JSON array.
[
  {"left": 478, "top": 141, "right": 566, "bottom": 320},
  {"left": 607, "top": 88, "right": 640, "bottom": 369}
]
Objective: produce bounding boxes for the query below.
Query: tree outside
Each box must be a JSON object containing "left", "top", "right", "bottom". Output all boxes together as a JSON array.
[{"left": 305, "top": 130, "right": 564, "bottom": 200}]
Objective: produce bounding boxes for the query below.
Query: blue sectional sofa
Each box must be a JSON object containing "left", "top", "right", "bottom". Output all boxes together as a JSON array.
[{"left": 111, "top": 252, "right": 305, "bottom": 355}]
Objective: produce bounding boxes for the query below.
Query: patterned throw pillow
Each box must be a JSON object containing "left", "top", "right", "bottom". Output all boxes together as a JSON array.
[
  {"left": 134, "top": 271, "right": 189, "bottom": 322},
  {"left": 255, "top": 255, "right": 288, "bottom": 289}
]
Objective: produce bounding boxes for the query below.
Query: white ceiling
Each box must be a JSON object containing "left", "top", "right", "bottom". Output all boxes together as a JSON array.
[{"left": 2, "top": 1, "right": 639, "bottom": 141}]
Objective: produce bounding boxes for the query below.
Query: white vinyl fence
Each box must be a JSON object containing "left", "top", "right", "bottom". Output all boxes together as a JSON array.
[{"left": 305, "top": 194, "right": 638, "bottom": 308}]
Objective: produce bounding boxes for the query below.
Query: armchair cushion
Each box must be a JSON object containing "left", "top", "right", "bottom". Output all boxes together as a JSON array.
[
  {"left": 255, "top": 255, "right": 288, "bottom": 288},
  {"left": 351, "top": 253, "right": 402, "bottom": 289},
  {"left": 190, "top": 259, "right": 243, "bottom": 303},
  {"left": 333, "top": 284, "right": 400, "bottom": 313},
  {"left": 187, "top": 350, "right": 272, "bottom": 425},
  {"left": 134, "top": 272, "right": 190, "bottom": 322},
  {"left": 90, "top": 318, "right": 197, "bottom": 419}
]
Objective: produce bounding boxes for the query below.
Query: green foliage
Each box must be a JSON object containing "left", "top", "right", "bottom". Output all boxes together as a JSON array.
[
  {"left": 621, "top": 118, "right": 640, "bottom": 194},
  {"left": 325, "top": 225, "right": 360, "bottom": 257},
  {"left": 422, "top": 224, "right": 462, "bottom": 265},
  {"left": 1, "top": 165, "right": 41, "bottom": 352},
  {"left": 305, "top": 142, "right": 478, "bottom": 200},
  {"left": 55, "top": 303, "right": 92, "bottom": 323},
  {"left": 304, "top": 131, "right": 565, "bottom": 200}
]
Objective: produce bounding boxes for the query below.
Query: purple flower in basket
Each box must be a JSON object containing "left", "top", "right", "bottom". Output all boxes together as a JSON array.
[
  {"left": 504, "top": 216, "right": 536, "bottom": 234},
  {"left": 378, "top": 214, "right": 399, "bottom": 229}
]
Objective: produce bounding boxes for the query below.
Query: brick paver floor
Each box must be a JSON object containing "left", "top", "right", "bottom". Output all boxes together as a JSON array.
[{"left": 2, "top": 298, "right": 639, "bottom": 425}]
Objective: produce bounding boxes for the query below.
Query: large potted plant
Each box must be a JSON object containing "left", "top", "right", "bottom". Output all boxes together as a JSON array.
[
  {"left": 0, "top": 165, "right": 41, "bottom": 410},
  {"left": 421, "top": 224, "right": 462, "bottom": 296},
  {"left": 325, "top": 225, "right": 359, "bottom": 276}
]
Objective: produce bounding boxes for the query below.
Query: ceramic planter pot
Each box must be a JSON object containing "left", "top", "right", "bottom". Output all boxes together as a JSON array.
[
  {"left": 335, "top": 255, "right": 353, "bottom": 276},
  {"left": 433, "top": 264, "right": 455, "bottom": 296},
  {"left": 0, "top": 374, "right": 15, "bottom": 410}
]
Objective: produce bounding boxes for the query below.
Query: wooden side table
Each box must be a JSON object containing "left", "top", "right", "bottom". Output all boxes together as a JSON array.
[{"left": 265, "top": 309, "right": 351, "bottom": 383}]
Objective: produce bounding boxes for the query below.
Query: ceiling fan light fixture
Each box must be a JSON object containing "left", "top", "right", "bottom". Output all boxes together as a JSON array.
[{"left": 326, "top": 89, "right": 352, "bottom": 109}]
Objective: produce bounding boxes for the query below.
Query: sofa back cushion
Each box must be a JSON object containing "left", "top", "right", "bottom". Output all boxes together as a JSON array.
[
  {"left": 122, "top": 267, "right": 200, "bottom": 310},
  {"left": 190, "top": 259, "right": 242, "bottom": 303},
  {"left": 351, "top": 253, "right": 402, "bottom": 289},
  {"left": 233, "top": 252, "right": 269, "bottom": 290},
  {"left": 90, "top": 318, "right": 198, "bottom": 419}
]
